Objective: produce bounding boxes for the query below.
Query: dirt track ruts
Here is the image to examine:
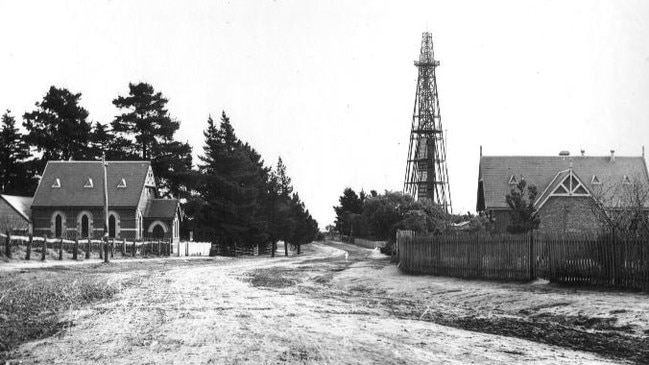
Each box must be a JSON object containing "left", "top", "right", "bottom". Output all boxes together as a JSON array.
[{"left": 8, "top": 242, "right": 646, "bottom": 364}]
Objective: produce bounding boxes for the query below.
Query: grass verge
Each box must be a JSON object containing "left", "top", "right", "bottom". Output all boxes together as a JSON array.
[{"left": 0, "top": 269, "right": 127, "bottom": 360}]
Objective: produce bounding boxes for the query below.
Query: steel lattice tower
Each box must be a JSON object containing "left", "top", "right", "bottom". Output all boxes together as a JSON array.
[{"left": 403, "top": 32, "right": 452, "bottom": 213}]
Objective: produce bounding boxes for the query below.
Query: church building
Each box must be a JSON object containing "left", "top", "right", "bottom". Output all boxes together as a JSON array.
[{"left": 30, "top": 161, "right": 180, "bottom": 242}]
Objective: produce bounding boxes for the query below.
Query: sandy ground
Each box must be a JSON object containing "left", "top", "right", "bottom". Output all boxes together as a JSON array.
[{"left": 8, "top": 242, "right": 646, "bottom": 364}]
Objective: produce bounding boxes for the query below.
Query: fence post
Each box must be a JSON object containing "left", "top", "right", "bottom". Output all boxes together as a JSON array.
[
  {"left": 99, "top": 238, "right": 103, "bottom": 259},
  {"left": 25, "top": 234, "right": 33, "bottom": 260},
  {"left": 73, "top": 239, "right": 78, "bottom": 260},
  {"left": 110, "top": 239, "right": 114, "bottom": 259},
  {"left": 41, "top": 237, "right": 47, "bottom": 261},
  {"left": 5, "top": 231, "right": 10, "bottom": 258},
  {"left": 85, "top": 239, "right": 91, "bottom": 259},
  {"left": 186, "top": 240, "right": 189, "bottom": 257},
  {"left": 58, "top": 238, "right": 63, "bottom": 260},
  {"left": 103, "top": 237, "right": 109, "bottom": 263},
  {"left": 122, "top": 238, "right": 126, "bottom": 256},
  {"left": 612, "top": 230, "right": 618, "bottom": 288},
  {"left": 528, "top": 231, "right": 535, "bottom": 281}
]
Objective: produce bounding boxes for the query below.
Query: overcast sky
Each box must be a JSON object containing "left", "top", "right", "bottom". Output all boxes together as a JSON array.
[{"left": 1, "top": 0, "right": 648, "bottom": 227}]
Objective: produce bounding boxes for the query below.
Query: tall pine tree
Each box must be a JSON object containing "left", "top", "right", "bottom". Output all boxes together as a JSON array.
[
  {"left": 0, "top": 111, "right": 35, "bottom": 195},
  {"left": 112, "top": 82, "right": 192, "bottom": 197},
  {"left": 197, "top": 112, "right": 268, "bottom": 245},
  {"left": 23, "top": 86, "right": 93, "bottom": 169}
]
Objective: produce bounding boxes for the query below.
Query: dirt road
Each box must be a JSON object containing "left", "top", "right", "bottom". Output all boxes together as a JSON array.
[{"left": 11, "top": 242, "right": 647, "bottom": 364}]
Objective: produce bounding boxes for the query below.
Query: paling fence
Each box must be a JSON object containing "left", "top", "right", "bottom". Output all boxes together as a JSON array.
[
  {"left": 211, "top": 242, "right": 273, "bottom": 257},
  {"left": 396, "top": 230, "right": 649, "bottom": 291},
  {"left": 0, "top": 232, "right": 173, "bottom": 261}
]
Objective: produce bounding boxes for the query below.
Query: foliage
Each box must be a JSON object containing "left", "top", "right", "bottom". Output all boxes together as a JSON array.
[
  {"left": 112, "top": 82, "right": 193, "bottom": 197},
  {"left": 195, "top": 113, "right": 267, "bottom": 244},
  {"left": 505, "top": 180, "right": 540, "bottom": 233},
  {"left": 590, "top": 177, "right": 649, "bottom": 235},
  {"left": 189, "top": 113, "right": 318, "bottom": 247},
  {"left": 0, "top": 111, "right": 36, "bottom": 195},
  {"left": 333, "top": 188, "right": 365, "bottom": 236},
  {"left": 333, "top": 189, "right": 453, "bottom": 242},
  {"left": 22, "top": 86, "right": 94, "bottom": 170}
]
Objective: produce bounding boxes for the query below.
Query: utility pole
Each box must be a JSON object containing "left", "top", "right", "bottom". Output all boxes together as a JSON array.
[
  {"left": 403, "top": 32, "right": 452, "bottom": 213},
  {"left": 103, "top": 154, "right": 109, "bottom": 263}
]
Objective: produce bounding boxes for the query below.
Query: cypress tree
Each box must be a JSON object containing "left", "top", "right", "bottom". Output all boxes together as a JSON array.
[{"left": 0, "top": 110, "right": 35, "bottom": 195}]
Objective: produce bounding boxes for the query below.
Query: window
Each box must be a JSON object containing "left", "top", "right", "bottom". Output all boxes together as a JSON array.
[
  {"left": 117, "top": 178, "right": 127, "bottom": 188},
  {"left": 81, "top": 215, "right": 89, "bottom": 238},
  {"left": 109, "top": 215, "right": 116, "bottom": 238},
  {"left": 84, "top": 177, "right": 93, "bottom": 188},
  {"left": 52, "top": 178, "right": 61, "bottom": 188},
  {"left": 55, "top": 214, "right": 63, "bottom": 237}
]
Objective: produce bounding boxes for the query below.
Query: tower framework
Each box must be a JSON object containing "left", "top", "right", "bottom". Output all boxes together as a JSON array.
[{"left": 403, "top": 32, "right": 452, "bottom": 213}]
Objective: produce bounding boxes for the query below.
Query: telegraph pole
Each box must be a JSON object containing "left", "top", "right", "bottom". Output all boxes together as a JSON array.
[{"left": 103, "top": 154, "right": 109, "bottom": 263}]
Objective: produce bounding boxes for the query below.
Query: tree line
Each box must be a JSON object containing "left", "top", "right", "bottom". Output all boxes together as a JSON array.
[
  {"left": 332, "top": 188, "right": 459, "bottom": 243},
  {"left": 0, "top": 83, "right": 319, "bottom": 248}
]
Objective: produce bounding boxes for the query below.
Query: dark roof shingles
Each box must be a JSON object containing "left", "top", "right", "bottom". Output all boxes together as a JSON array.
[
  {"left": 480, "top": 156, "right": 649, "bottom": 209},
  {"left": 144, "top": 199, "right": 179, "bottom": 219},
  {"left": 32, "top": 161, "right": 151, "bottom": 207}
]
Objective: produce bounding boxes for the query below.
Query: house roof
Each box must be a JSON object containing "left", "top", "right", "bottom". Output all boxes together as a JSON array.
[
  {"left": 478, "top": 155, "right": 649, "bottom": 209},
  {"left": 0, "top": 195, "right": 33, "bottom": 222},
  {"left": 32, "top": 161, "right": 153, "bottom": 208},
  {"left": 144, "top": 199, "right": 180, "bottom": 219}
]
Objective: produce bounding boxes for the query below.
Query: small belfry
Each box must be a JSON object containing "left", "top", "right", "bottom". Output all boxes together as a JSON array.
[{"left": 403, "top": 32, "right": 452, "bottom": 213}]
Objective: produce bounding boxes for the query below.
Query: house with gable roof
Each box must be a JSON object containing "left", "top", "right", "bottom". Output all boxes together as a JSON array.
[
  {"left": 476, "top": 150, "right": 649, "bottom": 233},
  {"left": 30, "top": 160, "right": 180, "bottom": 242}
]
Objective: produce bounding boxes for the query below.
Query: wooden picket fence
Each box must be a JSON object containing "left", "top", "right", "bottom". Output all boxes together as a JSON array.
[
  {"left": 0, "top": 232, "right": 172, "bottom": 261},
  {"left": 210, "top": 242, "right": 273, "bottom": 257},
  {"left": 396, "top": 230, "right": 649, "bottom": 291}
]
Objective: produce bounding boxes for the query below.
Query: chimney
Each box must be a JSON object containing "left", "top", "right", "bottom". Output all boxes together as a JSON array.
[
  {"left": 580, "top": 149, "right": 585, "bottom": 157},
  {"left": 610, "top": 150, "right": 615, "bottom": 162},
  {"left": 559, "top": 150, "right": 570, "bottom": 157}
]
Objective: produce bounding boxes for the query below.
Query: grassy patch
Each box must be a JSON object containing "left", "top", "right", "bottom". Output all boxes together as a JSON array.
[
  {"left": 248, "top": 268, "right": 298, "bottom": 288},
  {"left": 0, "top": 270, "right": 127, "bottom": 359}
]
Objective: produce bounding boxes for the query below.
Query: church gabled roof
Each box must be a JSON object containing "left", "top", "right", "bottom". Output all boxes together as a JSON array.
[
  {"left": 477, "top": 155, "right": 649, "bottom": 210},
  {"left": 32, "top": 161, "right": 154, "bottom": 208},
  {"left": 144, "top": 199, "right": 180, "bottom": 220}
]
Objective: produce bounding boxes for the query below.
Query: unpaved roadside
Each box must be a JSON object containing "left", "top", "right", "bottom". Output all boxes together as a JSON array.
[{"left": 9, "top": 242, "right": 643, "bottom": 364}]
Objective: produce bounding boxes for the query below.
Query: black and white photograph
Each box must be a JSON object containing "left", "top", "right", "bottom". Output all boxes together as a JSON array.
[{"left": 1, "top": 1, "right": 648, "bottom": 364}]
